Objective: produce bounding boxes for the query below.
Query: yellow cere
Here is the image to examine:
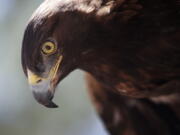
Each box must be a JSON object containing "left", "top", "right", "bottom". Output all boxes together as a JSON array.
[
  {"left": 42, "top": 41, "right": 57, "bottom": 55},
  {"left": 27, "top": 70, "right": 44, "bottom": 85},
  {"left": 27, "top": 55, "right": 63, "bottom": 85}
]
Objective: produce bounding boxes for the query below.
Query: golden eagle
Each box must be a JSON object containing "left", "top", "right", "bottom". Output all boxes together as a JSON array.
[{"left": 21, "top": 0, "right": 180, "bottom": 134}]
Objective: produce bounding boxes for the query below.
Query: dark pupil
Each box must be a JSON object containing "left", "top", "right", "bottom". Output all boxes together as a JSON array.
[{"left": 45, "top": 45, "right": 52, "bottom": 50}]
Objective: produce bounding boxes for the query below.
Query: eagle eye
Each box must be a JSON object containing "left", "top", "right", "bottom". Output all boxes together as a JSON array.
[{"left": 41, "top": 41, "right": 57, "bottom": 55}]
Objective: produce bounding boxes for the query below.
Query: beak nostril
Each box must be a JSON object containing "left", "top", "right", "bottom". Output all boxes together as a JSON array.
[{"left": 36, "top": 79, "right": 42, "bottom": 83}]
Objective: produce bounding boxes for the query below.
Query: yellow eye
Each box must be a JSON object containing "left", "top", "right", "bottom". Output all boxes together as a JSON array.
[{"left": 41, "top": 41, "right": 57, "bottom": 55}]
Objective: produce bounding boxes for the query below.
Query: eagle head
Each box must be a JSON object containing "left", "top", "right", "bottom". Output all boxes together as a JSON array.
[{"left": 21, "top": 0, "right": 101, "bottom": 108}]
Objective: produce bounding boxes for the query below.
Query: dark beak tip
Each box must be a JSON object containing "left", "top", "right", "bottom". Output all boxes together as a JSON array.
[
  {"left": 32, "top": 91, "right": 58, "bottom": 109},
  {"left": 44, "top": 102, "right": 59, "bottom": 108}
]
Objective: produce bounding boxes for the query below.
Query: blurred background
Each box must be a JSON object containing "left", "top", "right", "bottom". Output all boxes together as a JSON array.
[{"left": 0, "top": 0, "right": 108, "bottom": 135}]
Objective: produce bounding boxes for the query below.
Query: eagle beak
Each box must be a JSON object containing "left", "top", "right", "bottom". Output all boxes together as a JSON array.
[{"left": 27, "top": 56, "right": 63, "bottom": 108}]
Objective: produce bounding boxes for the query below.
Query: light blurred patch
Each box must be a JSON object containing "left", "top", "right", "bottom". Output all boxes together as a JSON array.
[{"left": 0, "top": 0, "right": 15, "bottom": 22}]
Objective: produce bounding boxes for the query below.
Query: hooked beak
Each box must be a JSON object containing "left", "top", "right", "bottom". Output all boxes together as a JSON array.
[{"left": 27, "top": 56, "right": 63, "bottom": 108}]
